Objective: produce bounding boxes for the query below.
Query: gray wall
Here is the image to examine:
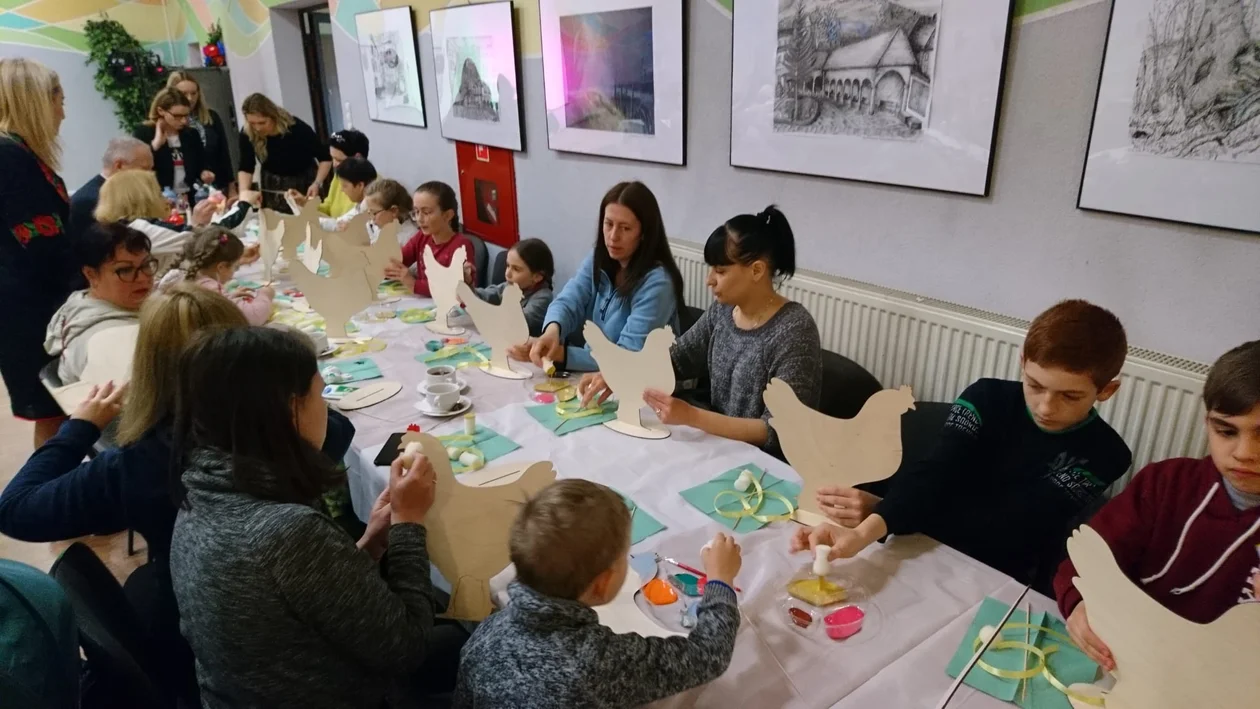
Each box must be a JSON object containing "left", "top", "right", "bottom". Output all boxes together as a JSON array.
[
  {"left": 0, "top": 45, "right": 124, "bottom": 190},
  {"left": 311, "top": 1, "right": 1256, "bottom": 363}
]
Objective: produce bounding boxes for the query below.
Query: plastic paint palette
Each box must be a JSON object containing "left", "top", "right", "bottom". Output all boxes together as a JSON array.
[{"left": 778, "top": 564, "right": 883, "bottom": 646}]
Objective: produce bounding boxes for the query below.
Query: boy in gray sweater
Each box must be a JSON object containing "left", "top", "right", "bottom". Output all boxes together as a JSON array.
[{"left": 453, "top": 480, "right": 742, "bottom": 709}]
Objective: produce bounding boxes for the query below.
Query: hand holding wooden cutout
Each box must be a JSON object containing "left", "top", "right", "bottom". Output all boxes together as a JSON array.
[
  {"left": 584, "top": 321, "right": 676, "bottom": 439},
  {"left": 765, "top": 379, "right": 914, "bottom": 527},
  {"left": 1065, "top": 525, "right": 1260, "bottom": 709},
  {"left": 456, "top": 281, "right": 529, "bottom": 378},
  {"left": 397, "top": 432, "right": 556, "bottom": 621}
]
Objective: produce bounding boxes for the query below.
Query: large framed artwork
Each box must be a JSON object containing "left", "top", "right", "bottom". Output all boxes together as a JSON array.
[
  {"left": 538, "top": 0, "right": 686, "bottom": 165},
  {"left": 1078, "top": 0, "right": 1260, "bottom": 234},
  {"left": 429, "top": 1, "right": 524, "bottom": 151},
  {"left": 354, "top": 8, "right": 426, "bottom": 128},
  {"left": 730, "top": 1, "right": 1014, "bottom": 196}
]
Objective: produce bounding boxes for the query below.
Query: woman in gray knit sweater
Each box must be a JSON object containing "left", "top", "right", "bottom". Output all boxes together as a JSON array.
[
  {"left": 169, "top": 327, "right": 461, "bottom": 708},
  {"left": 580, "top": 206, "right": 821, "bottom": 454}
]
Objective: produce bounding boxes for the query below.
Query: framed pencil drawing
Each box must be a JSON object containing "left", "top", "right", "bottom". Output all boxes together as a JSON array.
[
  {"left": 730, "top": 0, "right": 1014, "bottom": 196},
  {"left": 538, "top": 0, "right": 686, "bottom": 165},
  {"left": 1077, "top": 0, "right": 1260, "bottom": 234},
  {"left": 429, "top": 1, "right": 524, "bottom": 151},
  {"left": 355, "top": 7, "right": 426, "bottom": 128}
]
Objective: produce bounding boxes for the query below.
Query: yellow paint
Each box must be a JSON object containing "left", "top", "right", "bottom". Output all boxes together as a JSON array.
[
  {"left": 13, "top": 0, "right": 119, "bottom": 25},
  {"left": 384, "top": 0, "right": 541, "bottom": 57}
]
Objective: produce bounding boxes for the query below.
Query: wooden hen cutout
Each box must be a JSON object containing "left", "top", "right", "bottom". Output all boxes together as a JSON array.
[
  {"left": 399, "top": 432, "right": 555, "bottom": 621},
  {"left": 1065, "top": 525, "right": 1260, "bottom": 709},
  {"left": 455, "top": 281, "right": 529, "bottom": 379},
  {"left": 46, "top": 324, "right": 140, "bottom": 414},
  {"left": 765, "top": 379, "right": 914, "bottom": 527},
  {"left": 423, "top": 245, "right": 467, "bottom": 336},
  {"left": 287, "top": 255, "right": 373, "bottom": 338},
  {"left": 320, "top": 212, "right": 400, "bottom": 285},
  {"left": 585, "top": 321, "right": 676, "bottom": 440},
  {"left": 257, "top": 209, "right": 285, "bottom": 282}
]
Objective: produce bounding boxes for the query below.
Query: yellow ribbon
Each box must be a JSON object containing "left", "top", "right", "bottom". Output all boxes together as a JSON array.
[
  {"left": 330, "top": 338, "right": 386, "bottom": 358},
  {"left": 423, "top": 345, "right": 491, "bottom": 371},
  {"left": 712, "top": 471, "right": 796, "bottom": 530},
  {"left": 970, "top": 623, "right": 1106, "bottom": 707},
  {"left": 555, "top": 399, "right": 610, "bottom": 420}
]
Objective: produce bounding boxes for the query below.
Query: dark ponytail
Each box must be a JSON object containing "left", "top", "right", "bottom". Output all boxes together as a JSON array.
[
  {"left": 703, "top": 204, "right": 796, "bottom": 280},
  {"left": 417, "top": 181, "right": 460, "bottom": 232}
]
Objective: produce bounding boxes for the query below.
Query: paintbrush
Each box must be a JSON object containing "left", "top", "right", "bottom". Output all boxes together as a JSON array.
[{"left": 656, "top": 554, "right": 742, "bottom": 593}]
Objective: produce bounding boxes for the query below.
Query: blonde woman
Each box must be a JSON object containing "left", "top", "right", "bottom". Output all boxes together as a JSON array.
[
  {"left": 94, "top": 169, "right": 256, "bottom": 271},
  {"left": 133, "top": 87, "right": 208, "bottom": 200},
  {"left": 0, "top": 58, "right": 75, "bottom": 444},
  {"left": 168, "top": 70, "right": 233, "bottom": 192},
  {"left": 236, "top": 93, "right": 331, "bottom": 212}
]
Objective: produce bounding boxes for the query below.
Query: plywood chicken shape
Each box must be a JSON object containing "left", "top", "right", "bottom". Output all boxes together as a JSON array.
[
  {"left": 320, "top": 212, "right": 400, "bottom": 284},
  {"left": 764, "top": 380, "right": 914, "bottom": 526},
  {"left": 424, "top": 245, "right": 467, "bottom": 333},
  {"left": 1066, "top": 525, "right": 1260, "bottom": 709},
  {"left": 398, "top": 432, "right": 556, "bottom": 621},
  {"left": 455, "top": 281, "right": 528, "bottom": 375},
  {"left": 287, "top": 255, "right": 373, "bottom": 338},
  {"left": 584, "top": 321, "right": 676, "bottom": 430}
]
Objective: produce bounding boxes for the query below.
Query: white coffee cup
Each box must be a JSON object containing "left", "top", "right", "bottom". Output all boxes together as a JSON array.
[
  {"left": 425, "top": 382, "right": 461, "bottom": 412},
  {"left": 426, "top": 365, "right": 457, "bottom": 388}
]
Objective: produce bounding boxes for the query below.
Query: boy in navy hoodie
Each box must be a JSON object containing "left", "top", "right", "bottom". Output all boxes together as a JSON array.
[{"left": 1054, "top": 340, "right": 1260, "bottom": 671}]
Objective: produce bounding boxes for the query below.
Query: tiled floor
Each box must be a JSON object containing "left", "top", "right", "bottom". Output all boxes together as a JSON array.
[{"left": 0, "top": 384, "right": 144, "bottom": 582}]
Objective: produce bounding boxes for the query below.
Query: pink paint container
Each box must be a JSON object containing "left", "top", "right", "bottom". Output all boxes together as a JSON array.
[{"left": 824, "top": 605, "right": 865, "bottom": 640}]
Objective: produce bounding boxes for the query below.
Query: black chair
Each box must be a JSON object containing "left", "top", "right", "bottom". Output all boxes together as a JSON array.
[
  {"left": 463, "top": 233, "right": 489, "bottom": 288},
  {"left": 48, "top": 543, "right": 167, "bottom": 709},
  {"left": 679, "top": 305, "right": 704, "bottom": 335},
  {"left": 818, "top": 350, "right": 884, "bottom": 421},
  {"left": 490, "top": 249, "right": 507, "bottom": 286}
]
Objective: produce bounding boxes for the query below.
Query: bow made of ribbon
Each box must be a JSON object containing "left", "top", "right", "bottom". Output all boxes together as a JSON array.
[
  {"left": 712, "top": 471, "right": 796, "bottom": 530},
  {"left": 969, "top": 623, "right": 1106, "bottom": 707},
  {"left": 423, "top": 345, "right": 490, "bottom": 370},
  {"left": 330, "top": 338, "right": 386, "bottom": 358},
  {"left": 555, "top": 399, "right": 611, "bottom": 420}
]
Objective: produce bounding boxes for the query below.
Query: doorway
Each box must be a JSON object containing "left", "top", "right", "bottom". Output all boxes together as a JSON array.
[{"left": 300, "top": 7, "right": 343, "bottom": 141}]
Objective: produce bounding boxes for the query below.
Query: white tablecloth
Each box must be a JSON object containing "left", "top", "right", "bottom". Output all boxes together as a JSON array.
[{"left": 242, "top": 252, "right": 1058, "bottom": 709}]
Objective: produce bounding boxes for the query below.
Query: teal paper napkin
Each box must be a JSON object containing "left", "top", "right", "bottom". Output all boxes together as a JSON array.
[
  {"left": 678, "top": 464, "right": 800, "bottom": 532},
  {"left": 945, "top": 596, "right": 1099, "bottom": 709},
  {"left": 525, "top": 400, "right": 619, "bottom": 436},
  {"left": 618, "top": 491, "right": 666, "bottom": 545},
  {"left": 324, "top": 357, "right": 381, "bottom": 383},
  {"left": 415, "top": 343, "right": 492, "bottom": 369},
  {"left": 437, "top": 426, "right": 521, "bottom": 474}
]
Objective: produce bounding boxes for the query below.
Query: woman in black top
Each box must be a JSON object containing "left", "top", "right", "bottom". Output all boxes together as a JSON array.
[
  {"left": 236, "top": 93, "right": 331, "bottom": 213},
  {"left": 0, "top": 58, "right": 78, "bottom": 446},
  {"left": 133, "top": 88, "right": 209, "bottom": 203},
  {"left": 168, "top": 71, "right": 233, "bottom": 193}
]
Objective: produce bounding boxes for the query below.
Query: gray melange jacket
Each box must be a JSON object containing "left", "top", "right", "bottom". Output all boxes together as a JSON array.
[
  {"left": 171, "top": 450, "right": 438, "bottom": 709},
  {"left": 473, "top": 282, "right": 554, "bottom": 337},
  {"left": 453, "top": 580, "right": 739, "bottom": 709}
]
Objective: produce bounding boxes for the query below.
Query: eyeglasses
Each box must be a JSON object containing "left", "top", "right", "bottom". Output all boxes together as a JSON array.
[{"left": 110, "top": 258, "right": 158, "bottom": 283}]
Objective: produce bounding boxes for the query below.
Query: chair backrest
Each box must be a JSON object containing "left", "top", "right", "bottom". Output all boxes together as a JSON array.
[
  {"left": 48, "top": 543, "right": 167, "bottom": 708},
  {"left": 818, "top": 350, "right": 884, "bottom": 420},
  {"left": 0, "top": 560, "right": 79, "bottom": 709},
  {"left": 490, "top": 249, "right": 507, "bottom": 286},
  {"left": 463, "top": 233, "right": 490, "bottom": 288},
  {"left": 679, "top": 305, "right": 704, "bottom": 335}
]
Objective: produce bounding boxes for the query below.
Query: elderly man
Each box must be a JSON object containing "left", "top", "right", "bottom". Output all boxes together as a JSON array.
[{"left": 69, "top": 137, "right": 154, "bottom": 240}]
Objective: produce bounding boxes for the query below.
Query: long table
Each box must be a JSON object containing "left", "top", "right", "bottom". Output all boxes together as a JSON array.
[{"left": 242, "top": 255, "right": 1056, "bottom": 708}]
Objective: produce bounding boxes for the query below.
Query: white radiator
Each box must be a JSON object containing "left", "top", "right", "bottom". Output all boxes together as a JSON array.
[{"left": 670, "top": 241, "right": 1211, "bottom": 490}]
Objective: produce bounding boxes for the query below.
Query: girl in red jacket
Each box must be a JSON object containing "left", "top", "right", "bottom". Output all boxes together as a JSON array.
[
  {"left": 385, "top": 181, "right": 475, "bottom": 296},
  {"left": 1054, "top": 340, "right": 1260, "bottom": 670}
]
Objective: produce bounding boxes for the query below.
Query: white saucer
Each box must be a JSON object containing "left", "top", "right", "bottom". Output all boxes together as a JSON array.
[
  {"left": 417, "top": 377, "right": 469, "bottom": 394},
  {"left": 414, "top": 396, "right": 472, "bottom": 418}
]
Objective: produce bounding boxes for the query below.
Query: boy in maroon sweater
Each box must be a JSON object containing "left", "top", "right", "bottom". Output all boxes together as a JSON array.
[{"left": 1054, "top": 340, "right": 1260, "bottom": 671}]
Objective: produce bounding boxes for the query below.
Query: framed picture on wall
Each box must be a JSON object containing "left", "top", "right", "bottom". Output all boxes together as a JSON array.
[
  {"left": 354, "top": 8, "right": 426, "bottom": 128},
  {"left": 429, "top": 1, "right": 524, "bottom": 151},
  {"left": 730, "top": 0, "right": 1014, "bottom": 196},
  {"left": 538, "top": 0, "right": 686, "bottom": 165},
  {"left": 1077, "top": 0, "right": 1260, "bottom": 234}
]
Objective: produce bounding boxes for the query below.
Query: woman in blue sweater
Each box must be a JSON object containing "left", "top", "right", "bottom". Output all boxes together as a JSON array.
[
  {"left": 511, "top": 181, "right": 685, "bottom": 372},
  {"left": 0, "top": 284, "right": 356, "bottom": 705}
]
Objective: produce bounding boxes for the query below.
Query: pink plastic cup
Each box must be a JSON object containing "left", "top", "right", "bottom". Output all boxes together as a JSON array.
[{"left": 824, "top": 605, "right": 865, "bottom": 640}]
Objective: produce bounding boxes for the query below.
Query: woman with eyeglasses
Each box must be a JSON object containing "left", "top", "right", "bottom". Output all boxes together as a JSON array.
[
  {"left": 509, "top": 181, "right": 684, "bottom": 372},
  {"left": 44, "top": 222, "right": 155, "bottom": 385},
  {"left": 134, "top": 88, "right": 210, "bottom": 203},
  {"left": 93, "top": 169, "right": 258, "bottom": 273},
  {"left": 167, "top": 71, "right": 233, "bottom": 194},
  {"left": 0, "top": 58, "right": 78, "bottom": 446}
]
